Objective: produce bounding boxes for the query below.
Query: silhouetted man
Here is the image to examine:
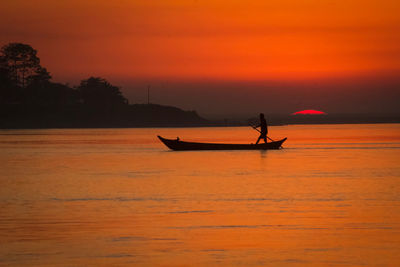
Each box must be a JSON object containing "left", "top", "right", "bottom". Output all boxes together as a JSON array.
[{"left": 255, "top": 113, "right": 268, "bottom": 144}]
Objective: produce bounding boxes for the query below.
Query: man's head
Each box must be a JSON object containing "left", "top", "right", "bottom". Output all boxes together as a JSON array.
[{"left": 260, "top": 113, "right": 265, "bottom": 119}]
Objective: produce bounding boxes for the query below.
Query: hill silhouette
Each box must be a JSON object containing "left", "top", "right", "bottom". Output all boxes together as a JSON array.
[{"left": 0, "top": 102, "right": 209, "bottom": 129}]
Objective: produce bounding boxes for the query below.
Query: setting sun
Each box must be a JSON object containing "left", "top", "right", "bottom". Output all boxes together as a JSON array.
[{"left": 292, "top": 109, "right": 327, "bottom": 115}]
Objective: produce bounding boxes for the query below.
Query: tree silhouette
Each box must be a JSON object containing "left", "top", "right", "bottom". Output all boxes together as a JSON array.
[
  {"left": 77, "top": 77, "right": 127, "bottom": 110},
  {"left": 24, "top": 81, "right": 79, "bottom": 107},
  {"left": 0, "top": 43, "right": 51, "bottom": 88},
  {"left": 0, "top": 53, "right": 19, "bottom": 104}
]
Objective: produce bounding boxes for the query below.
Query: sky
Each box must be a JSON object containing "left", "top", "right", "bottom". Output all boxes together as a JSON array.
[{"left": 1, "top": 0, "right": 400, "bottom": 116}]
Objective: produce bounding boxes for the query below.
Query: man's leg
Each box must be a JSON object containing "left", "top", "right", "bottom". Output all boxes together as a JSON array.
[{"left": 255, "top": 136, "right": 261, "bottom": 144}]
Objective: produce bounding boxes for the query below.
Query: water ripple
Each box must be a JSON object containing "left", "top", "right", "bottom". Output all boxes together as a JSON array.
[
  {"left": 167, "top": 210, "right": 214, "bottom": 214},
  {"left": 50, "top": 197, "right": 171, "bottom": 202}
]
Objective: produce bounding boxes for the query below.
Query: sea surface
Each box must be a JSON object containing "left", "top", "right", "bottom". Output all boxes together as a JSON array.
[{"left": 1, "top": 124, "right": 400, "bottom": 266}]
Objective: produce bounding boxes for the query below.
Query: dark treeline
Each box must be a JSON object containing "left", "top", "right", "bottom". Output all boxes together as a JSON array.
[{"left": 0, "top": 43, "right": 208, "bottom": 128}]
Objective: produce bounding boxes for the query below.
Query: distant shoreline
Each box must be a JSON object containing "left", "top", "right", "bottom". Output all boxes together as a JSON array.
[{"left": 1, "top": 102, "right": 399, "bottom": 130}]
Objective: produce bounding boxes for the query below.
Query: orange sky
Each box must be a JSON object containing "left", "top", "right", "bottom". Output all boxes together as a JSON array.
[
  {"left": 1, "top": 0, "right": 400, "bottom": 115},
  {"left": 1, "top": 0, "right": 400, "bottom": 82}
]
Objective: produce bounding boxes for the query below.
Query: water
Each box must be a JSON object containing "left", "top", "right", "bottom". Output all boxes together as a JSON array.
[{"left": 1, "top": 124, "right": 400, "bottom": 266}]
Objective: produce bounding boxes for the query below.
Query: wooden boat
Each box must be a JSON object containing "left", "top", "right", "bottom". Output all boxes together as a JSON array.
[{"left": 158, "top": 135, "right": 287, "bottom": 151}]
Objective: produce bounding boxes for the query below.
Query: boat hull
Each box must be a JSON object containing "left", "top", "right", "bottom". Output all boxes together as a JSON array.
[{"left": 158, "top": 136, "right": 286, "bottom": 151}]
